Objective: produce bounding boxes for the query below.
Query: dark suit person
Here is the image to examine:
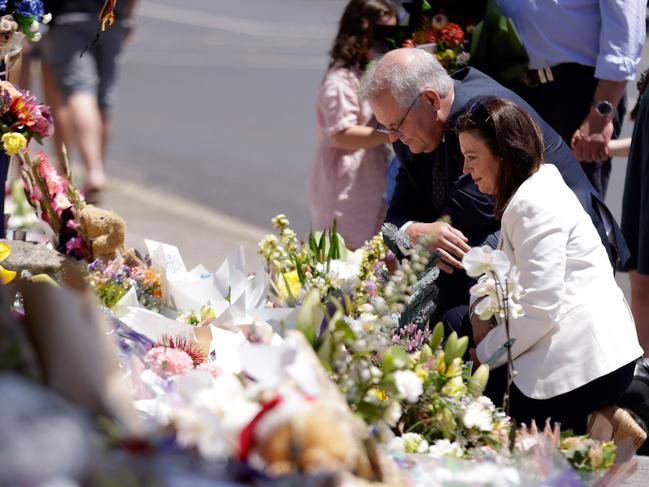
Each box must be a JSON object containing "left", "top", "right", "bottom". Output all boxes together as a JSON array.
[{"left": 358, "top": 48, "right": 628, "bottom": 321}]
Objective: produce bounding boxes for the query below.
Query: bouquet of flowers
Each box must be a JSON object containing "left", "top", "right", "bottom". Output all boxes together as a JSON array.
[
  {"left": 17, "top": 150, "right": 91, "bottom": 259},
  {"left": 88, "top": 253, "right": 163, "bottom": 311},
  {"left": 0, "top": 0, "right": 50, "bottom": 59},
  {"left": 0, "top": 79, "right": 53, "bottom": 148},
  {"left": 399, "top": 1, "right": 484, "bottom": 73},
  {"left": 258, "top": 214, "right": 376, "bottom": 308}
]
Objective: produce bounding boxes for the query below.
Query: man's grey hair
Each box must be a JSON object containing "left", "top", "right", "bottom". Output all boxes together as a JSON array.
[{"left": 359, "top": 48, "right": 453, "bottom": 106}]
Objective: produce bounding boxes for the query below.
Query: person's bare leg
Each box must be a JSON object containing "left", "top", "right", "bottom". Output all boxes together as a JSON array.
[
  {"left": 100, "top": 107, "right": 112, "bottom": 160},
  {"left": 67, "top": 92, "right": 106, "bottom": 193},
  {"left": 630, "top": 270, "right": 649, "bottom": 357}
]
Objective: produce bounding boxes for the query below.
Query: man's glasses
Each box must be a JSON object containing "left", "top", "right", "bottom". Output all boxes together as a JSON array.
[{"left": 375, "top": 92, "right": 422, "bottom": 135}]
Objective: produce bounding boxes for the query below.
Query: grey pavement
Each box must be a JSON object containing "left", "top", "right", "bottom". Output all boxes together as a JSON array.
[{"left": 99, "top": 176, "right": 264, "bottom": 270}]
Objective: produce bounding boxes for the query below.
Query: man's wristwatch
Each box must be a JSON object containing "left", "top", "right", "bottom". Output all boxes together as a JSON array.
[{"left": 591, "top": 100, "right": 614, "bottom": 117}]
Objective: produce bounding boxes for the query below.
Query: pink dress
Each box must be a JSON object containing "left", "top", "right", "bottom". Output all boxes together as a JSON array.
[{"left": 308, "top": 66, "right": 390, "bottom": 250}]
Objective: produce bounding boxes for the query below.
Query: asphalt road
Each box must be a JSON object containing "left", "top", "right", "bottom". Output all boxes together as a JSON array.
[{"left": 109, "top": 0, "right": 347, "bottom": 235}]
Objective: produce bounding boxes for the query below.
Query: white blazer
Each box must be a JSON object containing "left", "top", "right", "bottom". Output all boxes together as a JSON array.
[{"left": 476, "top": 164, "right": 643, "bottom": 399}]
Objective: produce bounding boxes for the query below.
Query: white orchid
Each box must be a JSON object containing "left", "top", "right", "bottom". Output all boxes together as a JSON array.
[
  {"left": 462, "top": 246, "right": 510, "bottom": 279},
  {"left": 394, "top": 369, "right": 424, "bottom": 403},
  {"left": 464, "top": 246, "right": 524, "bottom": 323}
]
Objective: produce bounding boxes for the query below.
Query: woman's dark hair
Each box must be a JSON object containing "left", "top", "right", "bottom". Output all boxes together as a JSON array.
[
  {"left": 455, "top": 96, "right": 545, "bottom": 219},
  {"left": 329, "top": 0, "right": 397, "bottom": 70}
]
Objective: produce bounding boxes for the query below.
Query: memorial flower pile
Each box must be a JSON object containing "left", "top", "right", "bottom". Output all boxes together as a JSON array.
[{"left": 258, "top": 214, "right": 372, "bottom": 308}]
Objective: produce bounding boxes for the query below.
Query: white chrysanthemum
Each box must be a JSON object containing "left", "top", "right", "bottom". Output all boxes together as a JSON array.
[
  {"left": 394, "top": 370, "right": 423, "bottom": 403},
  {"left": 463, "top": 401, "right": 494, "bottom": 432}
]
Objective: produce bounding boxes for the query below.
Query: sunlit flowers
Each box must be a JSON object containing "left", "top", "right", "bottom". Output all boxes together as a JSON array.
[
  {"left": 463, "top": 246, "right": 524, "bottom": 321},
  {"left": 0, "top": 80, "right": 54, "bottom": 151},
  {"left": 1, "top": 131, "right": 24, "bottom": 155},
  {"left": 394, "top": 369, "right": 423, "bottom": 403},
  {"left": 463, "top": 245, "right": 510, "bottom": 279},
  {"left": 463, "top": 398, "right": 494, "bottom": 432}
]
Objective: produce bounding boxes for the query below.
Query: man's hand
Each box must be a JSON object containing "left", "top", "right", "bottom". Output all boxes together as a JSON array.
[
  {"left": 571, "top": 110, "right": 614, "bottom": 162},
  {"left": 406, "top": 221, "right": 470, "bottom": 273}
]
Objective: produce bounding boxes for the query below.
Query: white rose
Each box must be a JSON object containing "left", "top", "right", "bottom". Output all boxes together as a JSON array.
[{"left": 394, "top": 370, "right": 423, "bottom": 403}]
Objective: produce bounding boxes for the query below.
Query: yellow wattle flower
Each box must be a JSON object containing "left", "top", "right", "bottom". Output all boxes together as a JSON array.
[{"left": 2, "top": 132, "right": 26, "bottom": 156}]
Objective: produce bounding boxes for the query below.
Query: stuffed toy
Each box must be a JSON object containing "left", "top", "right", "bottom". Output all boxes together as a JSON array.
[
  {"left": 241, "top": 395, "right": 376, "bottom": 479},
  {"left": 79, "top": 205, "right": 126, "bottom": 260}
]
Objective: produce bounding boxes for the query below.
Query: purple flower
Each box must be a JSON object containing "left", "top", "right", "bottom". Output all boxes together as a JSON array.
[
  {"left": 87, "top": 258, "right": 104, "bottom": 272},
  {"left": 0, "top": 1, "right": 8, "bottom": 13}
]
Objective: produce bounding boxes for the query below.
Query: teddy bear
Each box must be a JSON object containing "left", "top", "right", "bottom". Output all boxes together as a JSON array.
[
  {"left": 79, "top": 204, "right": 126, "bottom": 261},
  {"left": 249, "top": 396, "right": 377, "bottom": 480}
]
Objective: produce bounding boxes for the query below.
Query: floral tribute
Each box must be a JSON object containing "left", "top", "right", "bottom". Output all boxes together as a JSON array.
[
  {"left": 0, "top": 79, "right": 53, "bottom": 149},
  {"left": 88, "top": 252, "right": 162, "bottom": 311},
  {"left": 0, "top": 0, "right": 50, "bottom": 59},
  {"left": 0, "top": 79, "right": 95, "bottom": 259},
  {"left": 399, "top": 1, "right": 484, "bottom": 73},
  {"left": 463, "top": 245, "right": 524, "bottom": 415},
  {"left": 257, "top": 214, "right": 385, "bottom": 310}
]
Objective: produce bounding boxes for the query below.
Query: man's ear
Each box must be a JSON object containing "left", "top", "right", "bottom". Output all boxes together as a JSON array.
[{"left": 422, "top": 89, "right": 441, "bottom": 110}]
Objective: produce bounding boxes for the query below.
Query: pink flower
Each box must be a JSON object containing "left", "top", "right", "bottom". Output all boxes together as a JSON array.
[
  {"left": 65, "top": 237, "right": 84, "bottom": 253},
  {"left": 31, "top": 105, "right": 54, "bottom": 138},
  {"left": 66, "top": 219, "right": 80, "bottom": 230},
  {"left": 46, "top": 174, "right": 68, "bottom": 195},
  {"left": 30, "top": 184, "right": 42, "bottom": 201},
  {"left": 52, "top": 193, "right": 72, "bottom": 214},
  {"left": 143, "top": 346, "right": 195, "bottom": 376}
]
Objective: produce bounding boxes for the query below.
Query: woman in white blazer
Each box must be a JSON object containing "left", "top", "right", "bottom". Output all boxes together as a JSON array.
[{"left": 455, "top": 96, "right": 643, "bottom": 433}]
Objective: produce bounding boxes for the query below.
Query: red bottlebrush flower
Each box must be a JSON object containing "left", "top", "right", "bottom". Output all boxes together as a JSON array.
[
  {"left": 155, "top": 334, "right": 206, "bottom": 366},
  {"left": 441, "top": 23, "right": 464, "bottom": 47}
]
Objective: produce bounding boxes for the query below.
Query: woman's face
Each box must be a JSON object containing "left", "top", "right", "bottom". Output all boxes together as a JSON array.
[{"left": 459, "top": 130, "right": 501, "bottom": 195}]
